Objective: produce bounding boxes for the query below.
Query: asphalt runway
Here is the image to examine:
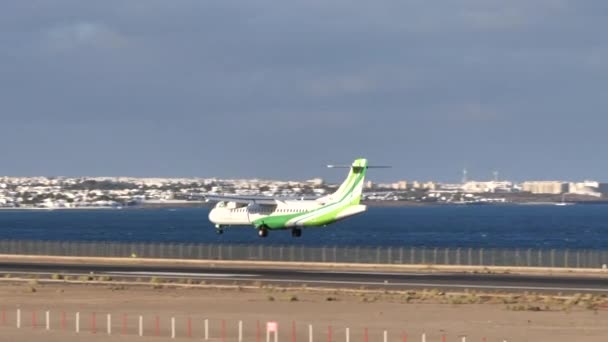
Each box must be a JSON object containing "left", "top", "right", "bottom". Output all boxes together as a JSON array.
[{"left": 1, "top": 262, "right": 607, "bottom": 294}]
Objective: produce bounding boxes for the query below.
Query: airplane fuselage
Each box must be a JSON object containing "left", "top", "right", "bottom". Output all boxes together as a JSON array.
[
  {"left": 207, "top": 158, "right": 371, "bottom": 237},
  {"left": 209, "top": 200, "right": 366, "bottom": 230}
]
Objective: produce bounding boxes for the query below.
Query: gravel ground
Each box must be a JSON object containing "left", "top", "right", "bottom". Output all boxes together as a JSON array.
[{"left": 0, "top": 282, "right": 607, "bottom": 342}]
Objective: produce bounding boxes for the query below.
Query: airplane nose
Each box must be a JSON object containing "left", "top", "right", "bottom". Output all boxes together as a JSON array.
[{"left": 208, "top": 209, "right": 219, "bottom": 224}]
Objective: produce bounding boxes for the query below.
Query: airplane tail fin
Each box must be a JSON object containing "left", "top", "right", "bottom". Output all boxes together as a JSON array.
[{"left": 320, "top": 158, "right": 369, "bottom": 205}]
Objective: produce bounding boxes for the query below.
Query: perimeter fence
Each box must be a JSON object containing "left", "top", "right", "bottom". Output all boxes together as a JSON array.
[{"left": 0, "top": 240, "right": 607, "bottom": 269}]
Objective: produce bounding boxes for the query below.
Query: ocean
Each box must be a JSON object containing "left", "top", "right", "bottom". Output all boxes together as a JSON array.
[{"left": 0, "top": 205, "right": 607, "bottom": 249}]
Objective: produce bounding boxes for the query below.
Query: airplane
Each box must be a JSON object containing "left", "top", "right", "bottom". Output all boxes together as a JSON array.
[{"left": 207, "top": 158, "right": 386, "bottom": 237}]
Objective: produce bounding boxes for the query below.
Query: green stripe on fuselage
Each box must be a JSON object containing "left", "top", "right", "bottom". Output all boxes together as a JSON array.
[{"left": 252, "top": 159, "right": 367, "bottom": 230}]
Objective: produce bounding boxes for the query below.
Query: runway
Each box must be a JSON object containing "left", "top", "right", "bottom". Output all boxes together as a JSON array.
[{"left": 0, "top": 262, "right": 607, "bottom": 293}]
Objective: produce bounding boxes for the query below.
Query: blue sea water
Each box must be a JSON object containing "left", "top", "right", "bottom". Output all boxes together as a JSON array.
[{"left": 0, "top": 205, "right": 607, "bottom": 249}]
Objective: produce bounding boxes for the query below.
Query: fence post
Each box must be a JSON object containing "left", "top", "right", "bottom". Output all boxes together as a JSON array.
[
  {"left": 345, "top": 327, "right": 350, "bottom": 342},
  {"left": 107, "top": 314, "right": 112, "bottom": 335},
  {"left": 256, "top": 320, "right": 261, "bottom": 342},
  {"left": 139, "top": 315, "right": 143, "bottom": 337},
  {"left": 239, "top": 320, "right": 243, "bottom": 342},
  {"left": 76, "top": 312, "right": 80, "bottom": 333},
  {"left": 205, "top": 319, "right": 209, "bottom": 340},
  {"left": 16, "top": 308, "right": 20, "bottom": 328},
  {"left": 122, "top": 314, "right": 127, "bottom": 335},
  {"left": 222, "top": 319, "right": 226, "bottom": 342},
  {"left": 309, "top": 324, "right": 313, "bottom": 342},
  {"left": 45, "top": 310, "right": 50, "bottom": 330},
  {"left": 384, "top": 330, "right": 388, "bottom": 342},
  {"left": 421, "top": 332, "right": 426, "bottom": 342},
  {"left": 275, "top": 324, "right": 279, "bottom": 342},
  {"left": 410, "top": 247, "right": 415, "bottom": 264},
  {"left": 171, "top": 317, "right": 176, "bottom": 339}
]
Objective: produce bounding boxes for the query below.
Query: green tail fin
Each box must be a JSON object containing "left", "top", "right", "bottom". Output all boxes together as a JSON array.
[{"left": 320, "top": 158, "right": 368, "bottom": 205}]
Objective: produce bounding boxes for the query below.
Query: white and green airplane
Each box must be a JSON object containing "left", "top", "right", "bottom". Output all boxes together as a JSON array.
[{"left": 208, "top": 158, "right": 384, "bottom": 237}]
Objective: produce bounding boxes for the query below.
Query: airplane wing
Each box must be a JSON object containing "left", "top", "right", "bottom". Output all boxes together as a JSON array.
[{"left": 205, "top": 194, "right": 318, "bottom": 205}]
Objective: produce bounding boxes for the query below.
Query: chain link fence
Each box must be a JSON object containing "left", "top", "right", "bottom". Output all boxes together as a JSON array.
[{"left": 0, "top": 240, "right": 607, "bottom": 268}]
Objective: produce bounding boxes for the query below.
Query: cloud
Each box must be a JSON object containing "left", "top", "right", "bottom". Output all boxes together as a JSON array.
[
  {"left": 44, "top": 22, "right": 127, "bottom": 52},
  {"left": 0, "top": 1, "right": 607, "bottom": 180}
]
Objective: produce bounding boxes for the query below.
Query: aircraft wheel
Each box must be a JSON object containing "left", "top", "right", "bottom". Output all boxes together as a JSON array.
[
  {"left": 291, "top": 228, "right": 302, "bottom": 237},
  {"left": 216, "top": 229, "right": 224, "bottom": 235},
  {"left": 258, "top": 228, "right": 268, "bottom": 238}
]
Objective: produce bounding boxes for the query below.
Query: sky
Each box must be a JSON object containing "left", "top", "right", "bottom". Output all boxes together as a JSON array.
[{"left": 1, "top": 1, "right": 607, "bottom": 183}]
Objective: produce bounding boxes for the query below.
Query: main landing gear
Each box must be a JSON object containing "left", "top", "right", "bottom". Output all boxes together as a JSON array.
[
  {"left": 215, "top": 224, "right": 224, "bottom": 235},
  {"left": 291, "top": 228, "right": 302, "bottom": 238},
  {"left": 258, "top": 227, "right": 269, "bottom": 238}
]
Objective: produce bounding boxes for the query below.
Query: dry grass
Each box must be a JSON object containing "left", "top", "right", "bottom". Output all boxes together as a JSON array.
[{"left": 2, "top": 272, "right": 608, "bottom": 312}]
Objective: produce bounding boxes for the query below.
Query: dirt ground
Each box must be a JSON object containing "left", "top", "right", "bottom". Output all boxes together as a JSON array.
[{"left": 0, "top": 282, "right": 607, "bottom": 342}]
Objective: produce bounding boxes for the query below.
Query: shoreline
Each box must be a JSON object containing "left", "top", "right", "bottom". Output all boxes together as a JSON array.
[{"left": 2, "top": 200, "right": 608, "bottom": 210}]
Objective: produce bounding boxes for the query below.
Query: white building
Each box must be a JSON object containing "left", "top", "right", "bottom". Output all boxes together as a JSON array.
[
  {"left": 568, "top": 181, "right": 604, "bottom": 198},
  {"left": 462, "top": 181, "right": 513, "bottom": 193},
  {"left": 522, "top": 181, "right": 568, "bottom": 194}
]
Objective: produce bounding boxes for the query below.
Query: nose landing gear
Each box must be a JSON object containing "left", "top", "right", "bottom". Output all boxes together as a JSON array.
[
  {"left": 215, "top": 224, "right": 224, "bottom": 235},
  {"left": 291, "top": 228, "right": 302, "bottom": 238}
]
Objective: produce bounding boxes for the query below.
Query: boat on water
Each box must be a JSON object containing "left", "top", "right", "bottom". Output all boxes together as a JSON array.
[{"left": 555, "top": 193, "right": 574, "bottom": 206}]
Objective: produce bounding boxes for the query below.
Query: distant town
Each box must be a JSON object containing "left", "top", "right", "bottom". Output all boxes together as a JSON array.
[{"left": 1, "top": 173, "right": 607, "bottom": 209}]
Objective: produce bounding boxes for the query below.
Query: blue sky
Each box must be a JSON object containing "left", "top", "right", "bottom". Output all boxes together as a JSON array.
[{"left": 1, "top": 1, "right": 607, "bottom": 182}]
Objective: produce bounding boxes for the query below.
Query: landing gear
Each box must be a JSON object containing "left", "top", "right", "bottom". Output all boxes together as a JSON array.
[
  {"left": 215, "top": 224, "right": 224, "bottom": 235},
  {"left": 291, "top": 228, "right": 302, "bottom": 238},
  {"left": 258, "top": 227, "right": 269, "bottom": 238}
]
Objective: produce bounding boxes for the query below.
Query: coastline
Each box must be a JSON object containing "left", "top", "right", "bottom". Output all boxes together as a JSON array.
[{"left": 2, "top": 200, "right": 608, "bottom": 210}]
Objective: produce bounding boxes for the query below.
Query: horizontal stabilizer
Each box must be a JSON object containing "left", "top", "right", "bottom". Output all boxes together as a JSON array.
[{"left": 327, "top": 165, "right": 391, "bottom": 168}]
